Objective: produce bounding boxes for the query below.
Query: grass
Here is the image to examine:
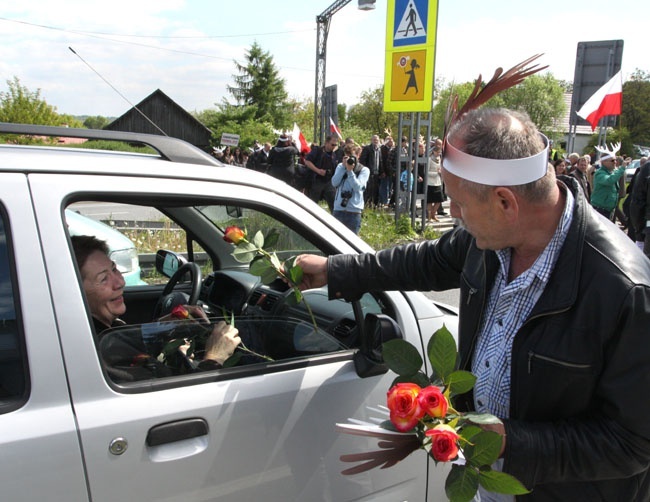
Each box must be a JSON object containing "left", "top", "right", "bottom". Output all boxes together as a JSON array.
[{"left": 359, "top": 208, "right": 443, "bottom": 249}]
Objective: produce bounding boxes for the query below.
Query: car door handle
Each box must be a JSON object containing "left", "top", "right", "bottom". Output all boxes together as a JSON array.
[{"left": 146, "top": 418, "right": 208, "bottom": 447}]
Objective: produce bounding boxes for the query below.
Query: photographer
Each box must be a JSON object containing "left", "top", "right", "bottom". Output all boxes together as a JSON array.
[{"left": 331, "top": 144, "right": 369, "bottom": 234}]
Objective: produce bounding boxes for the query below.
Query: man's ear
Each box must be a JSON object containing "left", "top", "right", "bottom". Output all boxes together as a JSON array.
[{"left": 492, "top": 187, "right": 519, "bottom": 221}]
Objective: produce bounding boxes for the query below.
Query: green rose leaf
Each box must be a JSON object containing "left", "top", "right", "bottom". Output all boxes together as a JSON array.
[
  {"left": 445, "top": 464, "right": 479, "bottom": 502},
  {"left": 391, "top": 372, "right": 430, "bottom": 388},
  {"left": 269, "top": 252, "right": 282, "bottom": 271},
  {"left": 233, "top": 242, "right": 258, "bottom": 263},
  {"left": 478, "top": 469, "right": 530, "bottom": 495},
  {"left": 249, "top": 256, "right": 271, "bottom": 275},
  {"left": 263, "top": 228, "right": 279, "bottom": 249},
  {"left": 289, "top": 264, "right": 303, "bottom": 286},
  {"left": 447, "top": 370, "right": 477, "bottom": 395},
  {"left": 463, "top": 430, "right": 502, "bottom": 467},
  {"left": 427, "top": 324, "right": 457, "bottom": 383},
  {"left": 252, "top": 230, "right": 264, "bottom": 249},
  {"left": 162, "top": 338, "right": 186, "bottom": 357},
  {"left": 383, "top": 338, "right": 423, "bottom": 377},
  {"left": 459, "top": 424, "right": 482, "bottom": 442},
  {"left": 464, "top": 413, "right": 503, "bottom": 425},
  {"left": 292, "top": 287, "right": 303, "bottom": 303},
  {"left": 223, "top": 351, "right": 243, "bottom": 367},
  {"left": 249, "top": 257, "right": 278, "bottom": 284}
]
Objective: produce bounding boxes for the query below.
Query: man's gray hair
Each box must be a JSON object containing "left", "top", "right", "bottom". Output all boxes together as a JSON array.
[{"left": 447, "top": 108, "right": 555, "bottom": 202}]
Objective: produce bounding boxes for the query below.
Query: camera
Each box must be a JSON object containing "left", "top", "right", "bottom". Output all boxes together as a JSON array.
[
  {"left": 340, "top": 190, "right": 353, "bottom": 207},
  {"left": 346, "top": 155, "right": 357, "bottom": 167}
]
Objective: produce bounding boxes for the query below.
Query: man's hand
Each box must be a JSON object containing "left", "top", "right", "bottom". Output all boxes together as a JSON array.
[
  {"left": 480, "top": 422, "right": 506, "bottom": 457},
  {"left": 204, "top": 321, "right": 241, "bottom": 365},
  {"left": 294, "top": 254, "right": 328, "bottom": 291}
]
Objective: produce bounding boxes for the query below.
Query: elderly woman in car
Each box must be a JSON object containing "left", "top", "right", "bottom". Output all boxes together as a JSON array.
[{"left": 71, "top": 235, "right": 240, "bottom": 381}]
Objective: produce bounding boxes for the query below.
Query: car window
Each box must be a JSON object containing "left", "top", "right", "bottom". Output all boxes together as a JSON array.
[
  {"left": 67, "top": 198, "right": 389, "bottom": 390},
  {"left": 0, "top": 208, "right": 29, "bottom": 412}
]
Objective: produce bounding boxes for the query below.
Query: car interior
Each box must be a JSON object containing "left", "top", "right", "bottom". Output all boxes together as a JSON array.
[{"left": 66, "top": 198, "right": 399, "bottom": 390}]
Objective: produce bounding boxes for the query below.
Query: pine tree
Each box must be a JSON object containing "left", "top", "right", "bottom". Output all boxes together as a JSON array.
[{"left": 226, "top": 42, "right": 290, "bottom": 128}]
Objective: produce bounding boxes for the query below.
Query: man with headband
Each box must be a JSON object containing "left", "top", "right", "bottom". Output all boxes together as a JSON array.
[{"left": 295, "top": 107, "right": 650, "bottom": 500}]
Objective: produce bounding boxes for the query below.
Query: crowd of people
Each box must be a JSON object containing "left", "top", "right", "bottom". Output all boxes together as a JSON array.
[
  {"left": 210, "top": 131, "right": 452, "bottom": 234},
  {"left": 550, "top": 143, "right": 649, "bottom": 254},
  {"left": 209, "top": 130, "right": 650, "bottom": 259}
]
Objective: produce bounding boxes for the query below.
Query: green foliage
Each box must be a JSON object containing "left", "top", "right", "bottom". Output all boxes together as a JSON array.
[
  {"left": 431, "top": 73, "right": 566, "bottom": 138},
  {"left": 358, "top": 210, "right": 427, "bottom": 249},
  {"left": 584, "top": 127, "right": 633, "bottom": 158},
  {"left": 383, "top": 326, "right": 530, "bottom": 502},
  {"left": 0, "top": 76, "right": 60, "bottom": 126},
  {"left": 347, "top": 85, "right": 398, "bottom": 139},
  {"left": 498, "top": 73, "right": 566, "bottom": 137},
  {"left": 622, "top": 69, "right": 650, "bottom": 145},
  {"left": 226, "top": 42, "right": 290, "bottom": 129},
  {"left": 84, "top": 116, "right": 110, "bottom": 129}
]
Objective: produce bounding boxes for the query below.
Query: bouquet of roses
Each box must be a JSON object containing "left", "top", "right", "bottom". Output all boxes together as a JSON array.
[{"left": 337, "top": 325, "right": 529, "bottom": 502}]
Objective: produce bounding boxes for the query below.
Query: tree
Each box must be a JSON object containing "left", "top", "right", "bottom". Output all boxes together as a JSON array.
[
  {"left": 498, "top": 73, "right": 566, "bottom": 137},
  {"left": 622, "top": 69, "right": 650, "bottom": 146},
  {"left": 346, "top": 85, "right": 398, "bottom": 141},
  {"left": 0, "top": 76, "right": 61, "bottom": 125},
  {"left": 226, "top": 42, "right": 290, "bottom": 129},
  {"left": 431, "top": 73, "right": 566, "bottom": 140},
  {"left": 584, "top": 127, "right": 633, "bottom": 158},
  {"left": 84, "top": 116, "right": 110, "bottom": 129}
]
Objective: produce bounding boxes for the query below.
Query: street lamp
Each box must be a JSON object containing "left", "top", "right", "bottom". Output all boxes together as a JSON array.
[{"left": 313, "top": 0, "right": 376, "bottom": 145}]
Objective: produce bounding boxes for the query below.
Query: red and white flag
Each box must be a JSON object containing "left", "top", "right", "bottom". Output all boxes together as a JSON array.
[
  {"left": 329, "top": 116, "right": 343, "bottom": 141},
  {"left": 577, "top": 70, "right": 623, "bottom": 131},
  {"left": 292, "top": 123, "right": 311, "bottom": 155}
]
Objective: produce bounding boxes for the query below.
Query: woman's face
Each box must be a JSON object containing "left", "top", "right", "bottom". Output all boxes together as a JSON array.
[{"left": 81, "top": 250, "right": 126, "bottom": 327}]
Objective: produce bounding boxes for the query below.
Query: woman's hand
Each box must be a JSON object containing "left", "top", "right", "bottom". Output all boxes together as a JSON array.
[{"left": 204, "top": 321, "right": 241, "bottom": 365}]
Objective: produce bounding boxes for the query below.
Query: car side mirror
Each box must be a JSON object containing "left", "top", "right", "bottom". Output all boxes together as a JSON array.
[
  {"left": 155, "top": 250, "right": 187, "bottom": 278},
  {"left": 353, "top": 313, "right": 403, "bottom": 378}
]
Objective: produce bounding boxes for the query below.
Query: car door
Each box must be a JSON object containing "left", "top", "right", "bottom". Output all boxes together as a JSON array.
[
  {"left": 0, "top": 174, "right": 88, "bottom": 501},
  {"left": 30, "top": 170, "right": 437, "bottom": 501}
]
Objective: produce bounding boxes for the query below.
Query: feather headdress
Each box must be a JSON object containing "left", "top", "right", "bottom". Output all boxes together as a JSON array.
[
  {"left": 442, "top": 54, "right": 548, "bottom": 154},
  {"left": 594, "top": 142, "right": 621, "bottom": 162}
]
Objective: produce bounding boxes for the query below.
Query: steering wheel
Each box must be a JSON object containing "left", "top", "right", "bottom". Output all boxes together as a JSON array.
[{"left": 153, "top": 262, "right": 202, "bottom": 318}]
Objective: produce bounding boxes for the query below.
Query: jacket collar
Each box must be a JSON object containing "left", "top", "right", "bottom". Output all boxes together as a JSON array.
[{"left": 528, "top": 177, "right": 585, "bottom": 316}]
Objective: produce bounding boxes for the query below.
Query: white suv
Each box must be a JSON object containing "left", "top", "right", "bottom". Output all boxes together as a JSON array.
[{"left": 0, "top": 123, "right": 456, "bottom": 501}]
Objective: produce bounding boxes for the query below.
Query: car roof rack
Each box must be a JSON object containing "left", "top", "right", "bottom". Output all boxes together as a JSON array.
[{"left": 0, "top": 122, "right": 221, "bottom": 167}]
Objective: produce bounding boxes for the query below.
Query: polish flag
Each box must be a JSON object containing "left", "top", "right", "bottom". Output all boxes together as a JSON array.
[
  {"left": 292, "top": 123, "right": 311, "bottom": 154},
  {"left": 329, "top": 117, "right": 343, "bottom": 141},
  {"left": 577, "top": 70, "right": 623, "bottom": 131}
]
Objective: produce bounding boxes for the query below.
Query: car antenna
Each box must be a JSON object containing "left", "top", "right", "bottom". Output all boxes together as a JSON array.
[{"left": 68, "top": 46, "right": 168, "bottom": 137}]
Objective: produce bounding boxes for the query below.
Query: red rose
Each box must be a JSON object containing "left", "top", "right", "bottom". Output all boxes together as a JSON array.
[
  {"left": 425, "top": 424, "right": 460, "bottom": 462},
  {"left": 223, "top": 226, "right": 246, "bottom": 244},
  {"left": 387, "top": 383, "right": 425, "bottom": 432},
  {"left": 171, "top": 305, "right": 190, "bottom": 319},
  {"left": 417, "top": 385, "right": 448, "bottom": 418}
]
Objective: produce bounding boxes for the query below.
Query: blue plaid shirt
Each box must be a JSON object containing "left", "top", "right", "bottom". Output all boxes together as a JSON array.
[{"left": 472, "top": 188, "right": 574, "bottom": 419}]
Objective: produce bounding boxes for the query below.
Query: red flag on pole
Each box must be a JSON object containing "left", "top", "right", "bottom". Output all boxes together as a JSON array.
[
  {"left": 329, "top": 116, "right": 343, "bottom": 141},
  {"left": 292, "top": 123, "right": 311, "bottom": 154},
  {"left": 577, "top": 70, "right": 623, "bottom": 130}
]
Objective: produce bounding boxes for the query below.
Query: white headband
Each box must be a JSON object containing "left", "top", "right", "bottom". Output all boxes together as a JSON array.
[{"left": 443, "top": 134, "right": 549, "bottom": 186}]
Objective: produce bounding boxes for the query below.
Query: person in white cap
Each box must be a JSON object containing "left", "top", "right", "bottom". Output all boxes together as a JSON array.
[
  {"left": 590, "top": 142, "right": 626, "bottom": 220},
  {"left": 294, "top": 107, "right": 650, "bottom": 500}
]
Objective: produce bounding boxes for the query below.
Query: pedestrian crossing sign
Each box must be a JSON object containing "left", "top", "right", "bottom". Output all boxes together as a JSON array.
[
  {"left": 393, "top": 0, "right": 428, "bottom": 47},
  {"left": 384, "top": 0, "right": 438, "bottom": 112}
]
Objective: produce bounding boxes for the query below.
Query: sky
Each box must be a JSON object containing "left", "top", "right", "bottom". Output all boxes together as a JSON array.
[{"left": 0, "top": 0, "right": 648, "bottom": 119}]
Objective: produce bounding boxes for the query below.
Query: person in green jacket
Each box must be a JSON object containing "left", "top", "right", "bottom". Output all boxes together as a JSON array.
[{"left": 590, "top": 144, "right": 626, "bottom": 220}]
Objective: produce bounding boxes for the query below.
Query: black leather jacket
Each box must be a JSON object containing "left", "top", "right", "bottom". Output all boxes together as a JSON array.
[{"left": 327, "top": 179, "right": 650, "bottom": 500}]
